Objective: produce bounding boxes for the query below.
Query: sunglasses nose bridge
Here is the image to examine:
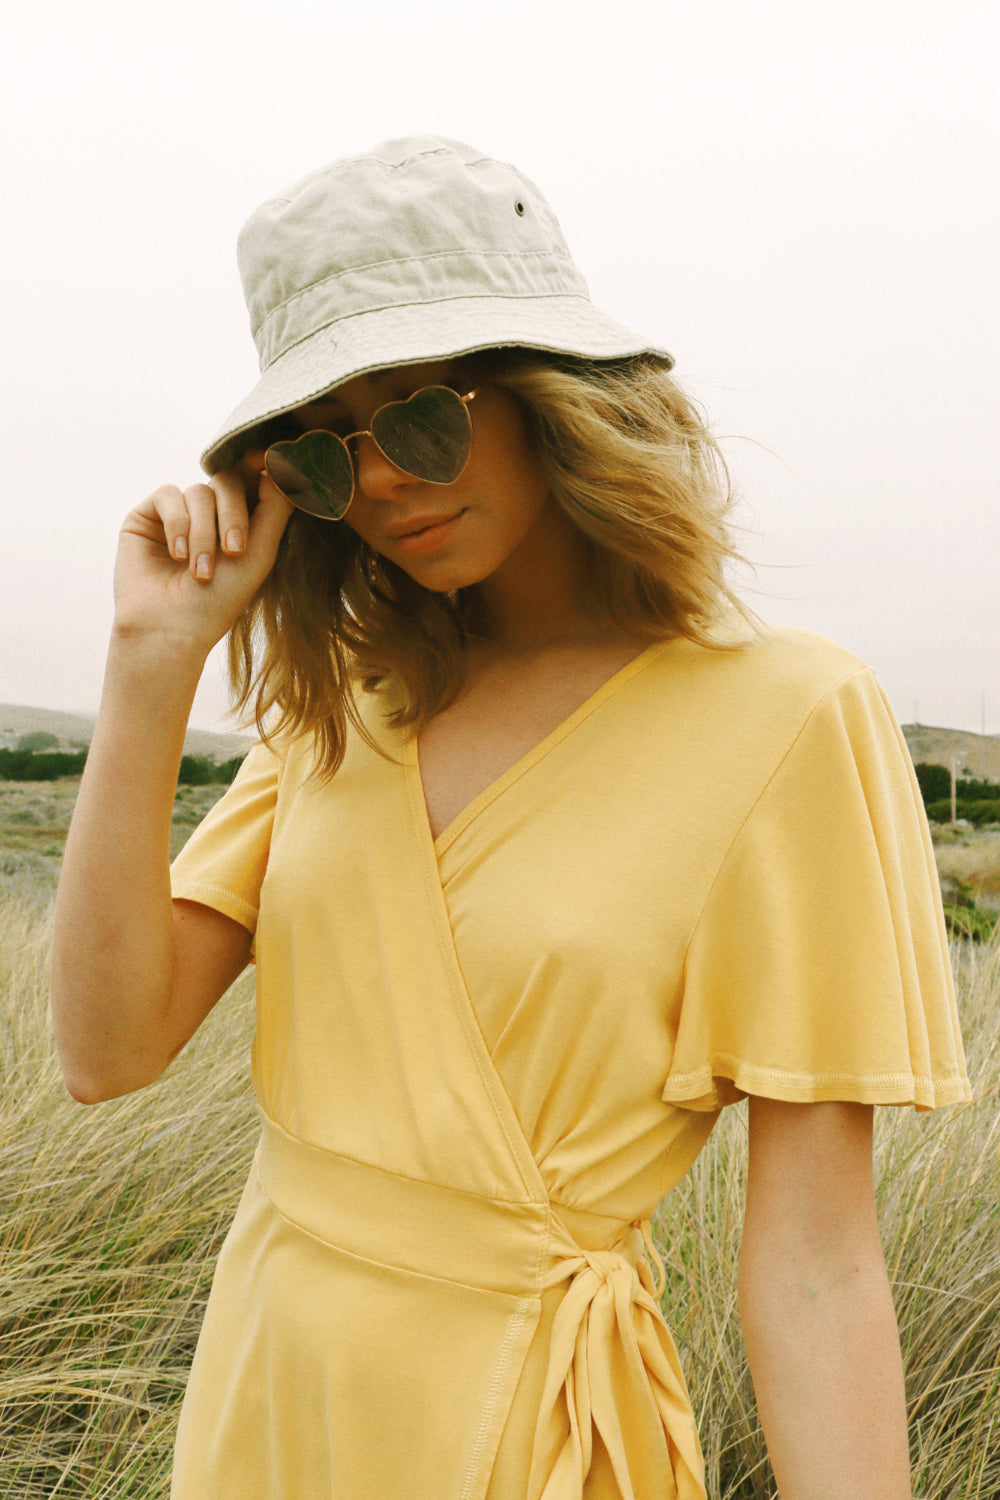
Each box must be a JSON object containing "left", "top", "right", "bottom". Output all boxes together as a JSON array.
[{"left": 350, "top": 428, "right": 421, "bottom": 496}]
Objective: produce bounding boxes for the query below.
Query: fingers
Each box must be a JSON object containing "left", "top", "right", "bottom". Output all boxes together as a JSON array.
[
  {"left": 142, "top": 484, "right": 193, "bottom": 563},
  {"left": 136, "top": 461, "right": 294, "bottom": 596},
  {"left": 184, "top": 484, "right": 225, "bottom": 580},
  {"left": 145, "top": 474, "right": 253, "bottom": 582},
  {"left": 213, "top": 471, "right": 252, "bottom": 560}
]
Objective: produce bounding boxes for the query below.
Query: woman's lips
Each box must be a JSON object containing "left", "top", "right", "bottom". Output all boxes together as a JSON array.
[{"left": 391, "top": 511, "right": 464, "bottom": 555}]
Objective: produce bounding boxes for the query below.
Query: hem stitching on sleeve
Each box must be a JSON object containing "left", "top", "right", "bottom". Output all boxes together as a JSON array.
[
  {"left": 662, "top": 1055, "right": 972, "bottom": 1103},
  {"left": 172, "top": 880, "right": 259, "bottom": 924}
]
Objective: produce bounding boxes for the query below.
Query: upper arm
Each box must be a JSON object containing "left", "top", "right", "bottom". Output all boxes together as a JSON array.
[
  {"left": 165, "top": 897, "right": 254, "bottom": 1063},
  {"left": 742, "top": 1098, "right": 880, "bottom": 1272}
]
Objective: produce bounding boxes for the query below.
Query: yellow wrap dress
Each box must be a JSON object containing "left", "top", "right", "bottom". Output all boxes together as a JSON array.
[{"left": 168, "top": 625, "right": 970, "bottom": 1499}]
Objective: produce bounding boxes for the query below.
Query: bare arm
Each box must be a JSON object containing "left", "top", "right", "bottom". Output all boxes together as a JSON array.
[
  {"left": 51, "top": 467, "right": 292, "bottom": 1103},
  {"left": 739, "top": 1098, "right": 912, "bottom": 1500}
]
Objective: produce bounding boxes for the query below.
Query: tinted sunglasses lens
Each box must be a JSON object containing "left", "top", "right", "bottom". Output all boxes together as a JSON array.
[
  {"left": 371, "top": 387, "right": 472, "bottom": 483},
  {"left": 264, "top": 432, "right": 354, "bottom": 520}
]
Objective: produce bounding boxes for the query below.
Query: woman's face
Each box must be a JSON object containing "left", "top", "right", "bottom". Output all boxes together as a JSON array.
[{"left": 292, "top": 360, "right": 555, "bottom": 593}]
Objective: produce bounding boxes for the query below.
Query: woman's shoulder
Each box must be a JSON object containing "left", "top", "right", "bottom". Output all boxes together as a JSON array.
[
  {"left": 629, "top": 622, "right": 891, "bottom": 776},
  {"left": 649, "top": 620, "right": 872, "bottom": 705},
  {"left": 732, "top": 621, "right": 871, "bottom": 693}
]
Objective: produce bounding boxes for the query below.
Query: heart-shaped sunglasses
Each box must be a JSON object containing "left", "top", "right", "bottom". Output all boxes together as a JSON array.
[{"left": 262, "top": 385, "right": 478, "bottom": 521}]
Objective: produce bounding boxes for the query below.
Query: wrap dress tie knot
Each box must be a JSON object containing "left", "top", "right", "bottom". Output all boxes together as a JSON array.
[{"left": 527, "top": 1215, "right": 706, "bottom": 1500}]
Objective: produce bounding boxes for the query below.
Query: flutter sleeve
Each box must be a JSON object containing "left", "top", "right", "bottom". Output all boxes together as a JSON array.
[
  {"left": 661, "top": 667, "right": 972, "bottom": 1112},
  {"left": 170, "top": 741, "right": 282, "bottom": 936}
]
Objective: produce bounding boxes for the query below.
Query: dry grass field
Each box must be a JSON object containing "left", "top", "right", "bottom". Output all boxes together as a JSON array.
[
  {"left": 0, "top": 780, "right": 228, "bottom": 910},
  {"left": 933, "top": 827, "right": 1000, "bottom": 906},
  {"left": 2, "top": 780, "right": 998, "bottom": 1497}
]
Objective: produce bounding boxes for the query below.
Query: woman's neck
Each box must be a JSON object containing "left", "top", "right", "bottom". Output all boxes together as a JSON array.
[{"left": 471, "top": 499, "right": 624, "bottom": 655}]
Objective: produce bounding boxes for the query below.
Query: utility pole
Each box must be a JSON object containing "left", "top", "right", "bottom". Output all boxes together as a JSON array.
[{"left": 950, "top": 753, "right": 965, "bottom": 826}]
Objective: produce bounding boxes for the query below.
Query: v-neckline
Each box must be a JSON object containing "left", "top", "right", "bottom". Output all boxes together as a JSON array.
[{"left": 406, "top": 638, "right": 673, "bottom": 856}]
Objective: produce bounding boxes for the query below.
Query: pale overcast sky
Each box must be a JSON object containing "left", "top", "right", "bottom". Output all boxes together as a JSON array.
[{"left": 2, "top": 0, "right": 997, "bottom": 733}]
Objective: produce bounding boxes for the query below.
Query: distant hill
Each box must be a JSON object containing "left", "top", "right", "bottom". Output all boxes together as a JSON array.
[
  {"left": 3, "top": 702, "right": 997, "bottom": 780},
  {"left": 0, "top": 704, "right": 251, "bottom": 763},
  {"left": 901, "top": 725, "right": 1000, "bottom": 782}
]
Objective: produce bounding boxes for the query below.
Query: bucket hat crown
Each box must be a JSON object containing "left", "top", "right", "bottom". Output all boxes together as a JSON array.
[{"left": 202, "top": 135, "right": 669, "bottom": 474}]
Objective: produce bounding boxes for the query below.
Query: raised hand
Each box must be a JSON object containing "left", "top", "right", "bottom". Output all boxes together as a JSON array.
[{"left": 114, "top": 456, "right": 293, "bottom": 657}]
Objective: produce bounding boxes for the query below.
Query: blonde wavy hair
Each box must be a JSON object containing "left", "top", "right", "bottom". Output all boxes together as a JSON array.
[{"left": 228, "top": 349, "right": 749, "bottom": 777}]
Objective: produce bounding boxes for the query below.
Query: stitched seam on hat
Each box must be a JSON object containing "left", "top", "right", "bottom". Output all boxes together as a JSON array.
[
  {"left": 261, "top": 150, "right": 498, "bottom": 207},
  {"left": 383, "top": 145, "right": 496, "bottom": 170},
  {"left": 252, "top": 248, "right": 577, "bottom": 336},
  {"left": 260, "top": 292, "right": 598, "bottom": 367}
]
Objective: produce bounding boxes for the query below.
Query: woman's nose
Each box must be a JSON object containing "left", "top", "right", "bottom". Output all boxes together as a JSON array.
[{"left": 352, "top": 434, "right": 419, "bottom": 500}]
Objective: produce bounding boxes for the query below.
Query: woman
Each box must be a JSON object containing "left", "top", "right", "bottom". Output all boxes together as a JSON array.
[{"left": 51, "top": 136, "right": 970, "bottom": 1499}]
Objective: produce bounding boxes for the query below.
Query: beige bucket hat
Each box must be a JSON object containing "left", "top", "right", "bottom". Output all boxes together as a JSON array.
[{"left": 201, "top": 135, "right": 672, "bottom": 475}]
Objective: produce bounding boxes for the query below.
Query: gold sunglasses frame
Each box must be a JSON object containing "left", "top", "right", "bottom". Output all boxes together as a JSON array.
[{"left": 262, "top": 385, "right": 478, "bottom": 521}]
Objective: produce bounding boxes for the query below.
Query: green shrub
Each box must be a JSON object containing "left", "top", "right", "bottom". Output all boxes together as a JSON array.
[
  {"left": 926, "top": 799, "right": 1000, "bottom": 828},
  {"left": 914, "top": 762, "right": 951, "bottom": 804},
  {"left": 215, "top": 756, "right": 246, "bottom": 784},
  {"left": 0, "top": 750, "right": 87, "bottom": 781},
  {"left": 956, "top": 776, "right": 1000, "bottom": 802},
  {"left": 942, "top": 901, "right": 998, "bottom": 943},
  {"left": 176, "top": 755, "right": 247, "bottom": 787}
]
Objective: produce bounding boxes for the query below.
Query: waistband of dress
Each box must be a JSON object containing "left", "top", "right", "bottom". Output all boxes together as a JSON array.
[
  {"left": 256, "top": 1112, "right": 552, "bottom": 1295},
  {"left": 255, "top": 1113, "right": 664, "bottom": 1300}
]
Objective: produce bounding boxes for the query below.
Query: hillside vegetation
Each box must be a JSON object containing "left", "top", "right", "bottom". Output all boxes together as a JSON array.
[
  {"left": 0, "top": 703, "right": 249, "bottom": 763},
  {"left": 903, "top": 724, "right": 1000, "bottom": 782}
]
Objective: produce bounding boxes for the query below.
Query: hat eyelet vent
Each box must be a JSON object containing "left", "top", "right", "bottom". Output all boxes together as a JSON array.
[{"left": 514, "top": 200, "right": 526, "bottom": 216}]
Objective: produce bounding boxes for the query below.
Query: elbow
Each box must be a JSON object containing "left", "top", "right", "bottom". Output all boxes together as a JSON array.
[
  {"left": 51, "top": 986, "right": 173, "bottom": 1104},
  {"left": 59, "top": 1063, "right": 155, "bottom": 1105},
  {"left": 60, "top": 1069, "right": 132, "bottom": 1105},
  {"left": 58, "top": 1057, "right": 100, "bottom": 1104},
  {"left": 63, "top": 1077, "right": 106, "bottom": 1106},
  {"left": 61, "top": 1065, "right": 165, "bottom": 1104},
  {"left": 55, "top": 1038, "right": 168, "bottom": 1105}
]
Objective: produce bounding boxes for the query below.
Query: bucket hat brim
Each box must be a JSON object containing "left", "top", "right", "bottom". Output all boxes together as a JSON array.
[{"left": 201, "top": 294, "right": 671, "bottom": 475}]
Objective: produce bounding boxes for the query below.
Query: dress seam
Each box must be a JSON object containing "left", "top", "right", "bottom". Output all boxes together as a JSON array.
[
  {"left": 662, "top": 1058, "right": 970, "bottom": 1092},
  {"left": 458, "top": 1296, "right": 537, "bottom": 1500},
  {"left": 661, "top": 1057, "right": 974, "bottom": 1104},
  {"left": 171, "top": 879, "right": 259, "bottom": 924},
  {"left": 406, "top": 752, "right": 547, "bottom": 1201},
  {"left": 680, "top": 663, "right": 873, "bottom": 969},
  {"left": 433, "top": 637, "right": 674, "bottom": 853}
]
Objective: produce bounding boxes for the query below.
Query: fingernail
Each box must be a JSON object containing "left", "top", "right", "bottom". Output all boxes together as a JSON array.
[
  {"left": 226, "top": 528, "right": 245, "bottom": 553},
  {"left": 175, "top": 536, "right": 189, "bottom": 560},
  {"left": 195, "top": 554, "right": 212, "bottom": 580}
]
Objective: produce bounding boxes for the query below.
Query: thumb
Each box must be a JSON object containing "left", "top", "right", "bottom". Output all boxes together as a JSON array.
[{"left": 245, "top": 473, "right": 296, "bottom": 568}]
